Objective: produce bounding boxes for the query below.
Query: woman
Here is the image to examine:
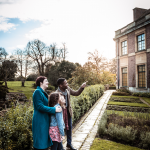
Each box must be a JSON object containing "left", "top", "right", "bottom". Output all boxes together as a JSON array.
[{"left": 32, "top": 76, "right": 62, "bottom": 150}]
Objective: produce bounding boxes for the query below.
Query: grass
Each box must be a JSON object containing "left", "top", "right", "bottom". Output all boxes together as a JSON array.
[
  {"left": 108, "top": 101, "right": 149, "bottom": 107},
  {"left": 142, "top": 97, "right": 150, "bottom": 105},
  {"left": 3, "top": 81, "right": 35, "bottom": 99},
  {"left": 111, "top": 95, "right": 139, "bottom": 99},
  {"left": 90, "top": 138, "right": 143, "bottom": 150}
]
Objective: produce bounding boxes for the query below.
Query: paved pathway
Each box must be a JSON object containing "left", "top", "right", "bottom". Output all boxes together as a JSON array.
[{"left": 63, "top": 90, "right": 115, "bottom": 150}]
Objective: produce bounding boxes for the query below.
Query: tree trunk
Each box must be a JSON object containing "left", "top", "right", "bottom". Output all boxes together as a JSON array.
[
  {"left": 22, "top": 80, "right": 25, "bottom": 87},
  {"left": 4, "top": 80, "right": 7, "bottom": 88}
]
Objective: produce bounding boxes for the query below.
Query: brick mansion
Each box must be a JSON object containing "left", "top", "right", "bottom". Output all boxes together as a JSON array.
[{"left": 114, "top": 7, "right": 150, "bottom": 92}]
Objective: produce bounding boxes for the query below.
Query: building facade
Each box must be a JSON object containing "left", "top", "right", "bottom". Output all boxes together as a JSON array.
[{"left": 114, "top": 8, "right": 150, "bottom": 93}]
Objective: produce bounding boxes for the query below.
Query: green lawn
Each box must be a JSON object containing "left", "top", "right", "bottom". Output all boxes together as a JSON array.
[
  {"left": 108, "top": 101, "right": 149, "bottom": 107},
  {"left": 90, "top": 138, "right": 143, "bottom": 150},
  {"left": 142, "top": 97, "right": 150, "bottom": 105},
  {"left": 3, "top": 81, "right": 35, "bottom": 99},
  {"left": 111, "top": 95, "right": 139, "bottom": 99}
]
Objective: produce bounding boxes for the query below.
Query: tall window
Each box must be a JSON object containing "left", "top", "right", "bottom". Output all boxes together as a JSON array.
[
  {"left": 138, "top": 65, "right": 146, "bottom": 88},
  {"left": 137, "top": 33, "right": 145, "bottom": 51},
  {"left": 121, "top": 41, "right": 127, "bottom": 55},
  {"left": 122, "top": 68, "right": 127, "bottom": 87}
]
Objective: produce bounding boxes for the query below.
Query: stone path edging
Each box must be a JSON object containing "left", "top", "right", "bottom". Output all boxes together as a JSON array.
[
  {"left": 139, "top": 97, "right": 150, "bottom": 107},
  {"left": 63, "top": 90, "right": 115, "bottom": 150}
]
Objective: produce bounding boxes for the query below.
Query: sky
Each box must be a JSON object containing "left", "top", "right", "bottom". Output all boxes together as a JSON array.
[{"left": 0, "top": 0, "right": 150, "bottom": 65}]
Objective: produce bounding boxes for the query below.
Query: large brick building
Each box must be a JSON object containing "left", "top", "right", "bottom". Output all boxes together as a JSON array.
[{"left": 114, "top": 7, "right": 150, "bottom": 93}]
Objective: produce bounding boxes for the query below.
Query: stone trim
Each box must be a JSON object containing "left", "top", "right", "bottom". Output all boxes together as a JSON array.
[
  {"left": 147, "top": 48, "right": 150, "bottom": 52},
  {"left": 128, "top": 52, "right": 135, "bottom": 57}
]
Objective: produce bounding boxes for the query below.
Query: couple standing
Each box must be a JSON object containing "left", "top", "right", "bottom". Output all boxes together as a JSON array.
[{"left": 32, "top": 76, "right": 87, "bottom": 150}]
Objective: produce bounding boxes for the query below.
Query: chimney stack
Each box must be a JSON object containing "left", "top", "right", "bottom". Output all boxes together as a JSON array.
[{"left": 133, "top": 7, "right": 147, "bottom": 21}]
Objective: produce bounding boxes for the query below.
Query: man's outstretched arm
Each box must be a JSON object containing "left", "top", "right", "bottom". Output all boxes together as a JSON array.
[{"left": 69, "top": 81, "right": 88, "bottom": 96}]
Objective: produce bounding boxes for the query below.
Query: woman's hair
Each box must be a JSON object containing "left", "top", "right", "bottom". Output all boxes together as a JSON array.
[
  {"left": 36, "top": 76, "right": 47, "bottom": 86},
  {"left": 48, "top": 92, "right": 65, "bottom": 109}
]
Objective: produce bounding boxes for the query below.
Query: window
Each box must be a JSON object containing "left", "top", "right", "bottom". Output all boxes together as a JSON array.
[
  {"left": 122, "top": 68, "right": 127, "bottom": 87},
  {"left": 137, "top": 34, "right": 145, "bottom": 51},
  {"left": 121, "top": 41, "right": 127, "bottom": 55},
  {"left": 138, "top": 65, "right": 146, "bottom": 88}
]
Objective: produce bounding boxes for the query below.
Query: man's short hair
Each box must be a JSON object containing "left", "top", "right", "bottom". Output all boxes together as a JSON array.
[
  {"left": 36, "top": 76, "right": 47, "bottom": 86},
  {"left": 57, "top": 78, "right": 66, "bottom": 86}
]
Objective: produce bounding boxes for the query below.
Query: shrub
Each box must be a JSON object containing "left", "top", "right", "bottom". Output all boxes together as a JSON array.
[
  {"left": 98, "top": 111, "right": 150, "bottom": 149},
  {"left": 140, "top": 132, "right": 150, "bottom": 148},
  {"left": 132, "top": 92, "right": 150, "bottom": 98},
  {"left": 109, "top": 86, "right": 116, "bottom": 89},
  {"left": 0, "top": 84, "right": 104, "bottom": 149},
  {"left": 106, "top": 105, "right": 150, "bottom": 113},
  {"left": 71, "top": 84, "right": 104, "bottom": 123},
  {"left": 112, "top": 92, "right": 130, "bottom": 96},
  {"left": 117, "top": 88, "right": 131, "bottom": 94},
  {"left": 0, "top": 83, "right": 9, "bottom": 100},
  {"left": 0, "top": 103, "right": 33, "bottom": 150},
  {"left": 47, "top": 85, "right": 55, "bottom": 91}
]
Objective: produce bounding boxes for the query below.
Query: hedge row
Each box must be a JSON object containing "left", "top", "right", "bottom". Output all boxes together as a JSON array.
[
  {"left": 0, "top": 84, "right": 104, "bottom": 150},
  {"left": 109, "top": 97, "right": 142, "bottom": 103},
  {"left": 71, "top": 84, "right": 104, "bottom": 123},
  {"left": 112, "top": 92, "right": 130, "bottom": 96},
  {"left": 106, "top": 105, "right": 150, "bottom": 113},
  {"left": 132, "top": 92, "right": 150, "bottom": 98}
]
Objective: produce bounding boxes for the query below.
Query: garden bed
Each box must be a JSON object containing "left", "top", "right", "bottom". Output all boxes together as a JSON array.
[{"left": 98, "top": 111, "right": 150, "bottom": 149}]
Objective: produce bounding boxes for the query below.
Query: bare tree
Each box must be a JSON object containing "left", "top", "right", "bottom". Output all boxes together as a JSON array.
[
  {"left": 62, "top": 43, "right": 68, "bottom": 60},
  {"left": 25, "top": 39, "right": 65, "bottom": 75},
  {"left": 108, "top": 58, "right": 117, "bottom": 74},
  {"left": 88, "top": 49, "right": 107, "bottom": 74},
  {"left": 11, "top": 49, "right": 31, "bottom": 86}
]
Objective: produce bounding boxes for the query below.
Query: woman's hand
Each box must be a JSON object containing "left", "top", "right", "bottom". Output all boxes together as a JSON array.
[
  {"left": 56, "top": 106, "right": 62, "bottom": 112},
  {"left": 61, "top": 136, "right": 65, "bottom": 141}
]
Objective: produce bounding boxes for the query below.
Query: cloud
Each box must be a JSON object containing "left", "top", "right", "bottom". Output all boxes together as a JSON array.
[
  {"left": 0, "top": 0, "right": 17, "bottom": 4},
  {"left": 0, "top": 16, "right": 17, "bottom": 32}
]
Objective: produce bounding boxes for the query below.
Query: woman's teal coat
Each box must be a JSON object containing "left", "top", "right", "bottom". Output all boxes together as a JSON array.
[{"left": 32, "top": 86, "right": 56, "bottom": 149}]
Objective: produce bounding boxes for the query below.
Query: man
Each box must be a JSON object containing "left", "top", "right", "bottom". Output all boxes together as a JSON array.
[{"left": 56, "top": 78, "right": 87, "bottom": 150}]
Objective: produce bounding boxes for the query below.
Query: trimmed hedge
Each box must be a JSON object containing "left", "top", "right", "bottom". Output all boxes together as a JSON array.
[
  {"left": 112, "top": 92, "right": 130, "bottom": 96},
  {"left": 71, "top": 84, "right": 104, "bottom": 123},
  {"left": 109, "top": 86, "right": 116, "bottom": 89},
  {"left": 132, "top": 92, "right": 150, "bottom": 98},
  {"left": 0, "top": 84, "right": 104, "bottom": 149},
  {"left": 106, "top": 105, "right": 150, "bottom": 113},
  {"left": 109, "top": 97, "right": 142, "bottom": 103}
]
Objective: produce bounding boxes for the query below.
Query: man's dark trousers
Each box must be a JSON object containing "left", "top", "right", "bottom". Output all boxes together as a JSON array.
[{"left": 67, "top": 108, "right": 72, "bottom": 145}]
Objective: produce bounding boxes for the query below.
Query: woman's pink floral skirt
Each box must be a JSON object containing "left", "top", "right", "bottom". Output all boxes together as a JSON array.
[{"left": 49, "top": 126, "right": 61, "bottom": 143}]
